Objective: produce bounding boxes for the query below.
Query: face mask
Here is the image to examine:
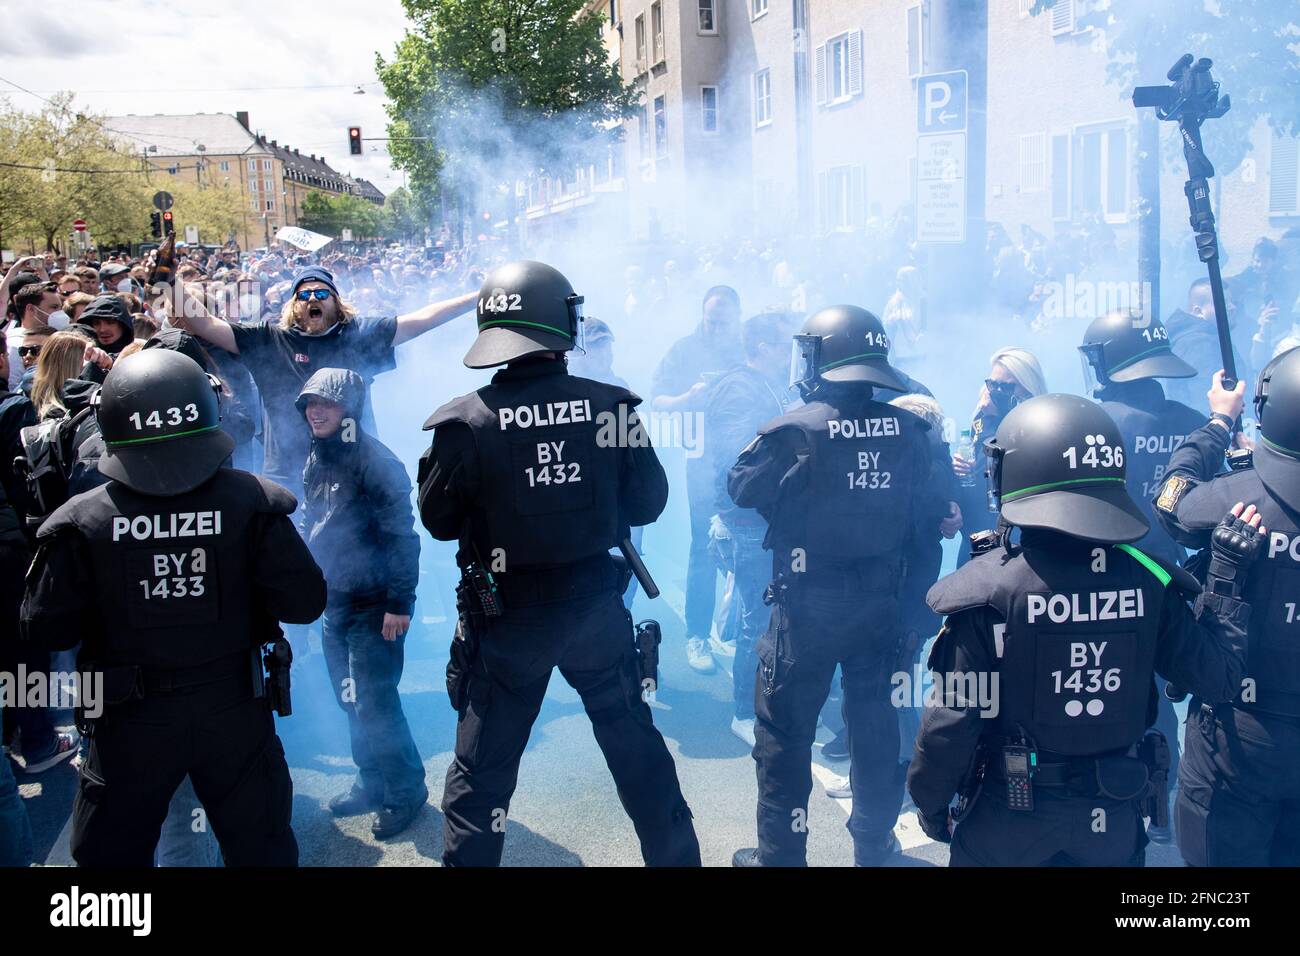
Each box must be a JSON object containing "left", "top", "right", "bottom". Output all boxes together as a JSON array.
[
  {"left": 48, "top": 309, "right": 70, "bottom": 330},
  {"left": 115, "top": 277, "right": 132, "bottom": 293}
]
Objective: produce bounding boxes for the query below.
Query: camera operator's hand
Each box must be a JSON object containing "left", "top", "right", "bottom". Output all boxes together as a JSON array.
[
  {"left": 1207, "top": 370, "right": 1245, "bottom": 422},
  {"left": 1206, "top": 502, "right": 1266, "bottom": 599}
]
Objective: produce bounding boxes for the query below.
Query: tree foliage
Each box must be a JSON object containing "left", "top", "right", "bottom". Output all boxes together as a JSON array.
[
  {"left": 297, "top": 190, "right": 385, "bottom": 238},
  {"left": 375, "top": 0, "right": 637, "bottom": 214}
]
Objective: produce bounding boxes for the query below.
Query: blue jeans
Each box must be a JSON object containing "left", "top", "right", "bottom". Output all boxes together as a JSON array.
[
  {"left": 0, "top": 703, "right": 33, "bottom": 867},
  {"left": 322, "top": 597, "right": 425, "bottom": 808}
]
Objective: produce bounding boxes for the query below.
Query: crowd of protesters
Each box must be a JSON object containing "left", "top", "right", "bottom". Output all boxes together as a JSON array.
[{"left": 1, "top": 206, "right": 1298, "bottom": 866}]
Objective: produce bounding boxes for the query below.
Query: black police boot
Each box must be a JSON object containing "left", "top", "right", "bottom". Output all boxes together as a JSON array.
[
  {"left": 821, "top": 731, "right": 849, "bottom": 761},
  {"left": 854, "top": 832, "right": 902, "bottom": 867},
  {"left": 329, "top": 786, "right": 381, "bottom": 818},
  {"left": 371, "top": 802, "right": 425, "bottom": 840},
  {"left": 732, "top": 847, "right": 763, "bottom": 867}
]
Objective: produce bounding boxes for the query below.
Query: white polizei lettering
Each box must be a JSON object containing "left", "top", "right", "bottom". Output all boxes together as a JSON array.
[
  {"left": 113, "top": 512, "right": 224, "bottom": 542},
  {"left": 1266, "top": 530, "right": 1300, "bottom": 562},
  {"left": 499, "top": 401, "right": 594, "bottom": 431},
  {"left": 1027, "top": 590, "right": 1145, "bottom": 624},
  {"left": 1134, "top": 434, "right": 1187, "bottom": 455},
  {"left": 828, "top": 420, "right": 842, "bottom": 439},
  {"left": 827, "top": 417, "right": 901, "bottom": 439}
]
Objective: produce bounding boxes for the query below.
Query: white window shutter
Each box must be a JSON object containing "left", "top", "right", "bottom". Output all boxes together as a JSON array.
[
  {"left": 1050, "top": 0, "right": 1074, "bottom": 36},
  {"left": 817, "top": 170, "right": 829, "bottom": 233},
  {"left": 851, "top": 166, "right": 866, "bottom": 227},
  {"left": 815, "top": 44, "right": 827, "bottom": 105},
  {"left": 848, "top": 30, "right": 863, "bottom": 96},
  {"left": 1270, "top": 132, "right": 1299, "bottom": 215}
]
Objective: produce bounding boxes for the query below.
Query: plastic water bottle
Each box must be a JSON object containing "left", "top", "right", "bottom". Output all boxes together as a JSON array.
[{"left": 956, "top": 428, "right": 978, "bottom": 488}]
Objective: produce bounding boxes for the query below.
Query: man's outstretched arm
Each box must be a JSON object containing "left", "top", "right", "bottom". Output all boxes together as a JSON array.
[{"left": 393, "top": 291, "right": 477, "bottom": 346}]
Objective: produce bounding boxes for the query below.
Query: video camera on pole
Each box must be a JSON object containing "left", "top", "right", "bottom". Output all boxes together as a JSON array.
[{"left": 1133, "top": 54, "right": 1235, "bottom": 388}]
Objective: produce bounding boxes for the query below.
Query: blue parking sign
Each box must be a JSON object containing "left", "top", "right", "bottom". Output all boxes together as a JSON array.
[{"left": 917, "top": 71, "right": 968, "bottom": 133}]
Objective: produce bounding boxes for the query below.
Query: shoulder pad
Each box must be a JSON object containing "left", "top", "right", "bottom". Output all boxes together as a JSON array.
[
  {"left": 892, "top": 404, "right": 932, "bottom": 434},
  {"left": 926, "top": 549, "right": 1007, "bottom": 615},
  {"left": 34, "top": 495, "right": 83, "bottom": 541},
  {"left": 422, "top": 391, "right": 480, "bottom": 432},
  {"left": 597, "top": 381, "right": 643, "bottom": 409},
  {"left": 758, "top": 401, "right": 827, "bottom": 436},
  {"left": 249, "top": 473, "right": 298, "bottom": 515}
]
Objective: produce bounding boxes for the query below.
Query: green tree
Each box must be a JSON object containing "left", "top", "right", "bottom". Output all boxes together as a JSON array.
[
  {"left": 381, "top": 186, "right": 426, "bottom": 243},
  {"left": 298, "top": 191, "right": 385, "bottom": 239},
  {"left": 375, "top": 0, "right": 637, "bottom": 228}
]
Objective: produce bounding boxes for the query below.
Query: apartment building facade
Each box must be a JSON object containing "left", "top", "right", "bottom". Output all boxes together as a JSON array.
[{"left": 589, "top": 0, "right": 1296, "bottom": 270}]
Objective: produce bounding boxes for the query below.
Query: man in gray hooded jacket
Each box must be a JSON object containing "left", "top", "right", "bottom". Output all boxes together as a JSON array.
[{"left": 296, "top": 367, "right": 426, "bottom": 839}]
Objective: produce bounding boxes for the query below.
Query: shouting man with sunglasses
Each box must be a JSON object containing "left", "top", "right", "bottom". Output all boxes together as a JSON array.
[{"left": 174, "top": 265, "right": 475, "bottom": 492}]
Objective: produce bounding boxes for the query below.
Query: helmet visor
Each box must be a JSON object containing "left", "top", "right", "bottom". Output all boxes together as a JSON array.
[
  {"left": 790, "top": 334, "right": 820, "bottom": 390},
  {"left": 1078, "top": 343, "right": 1106, "bottom": 396}
]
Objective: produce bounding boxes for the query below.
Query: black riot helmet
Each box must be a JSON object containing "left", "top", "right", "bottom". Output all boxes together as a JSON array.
[
  {"left": 984, "top": 393, "right": 1148, "bottom": 543},
  {"left": 93, "top": 349, "right": 233, "bottom": 496},
  {"left": 464, "top": 260, "right": 586, "bottom": 369},
  {"left": 1078, "top": 309, "right": 1196, "bottom": 393},
  {"left": 1254, "top": 345, "right": 1300, "bottom": 503},
  {"left": 789, "top": 305, "right": 906, "bottom": 394}
]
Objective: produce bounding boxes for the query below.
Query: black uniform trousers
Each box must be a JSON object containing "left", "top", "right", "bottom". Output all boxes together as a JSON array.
[
  {"left": 1177, "top": 702, "right": 1300, "bottom": 866},
  {"left": 441, "top": 587, "right": 700, "bottom": 867},
  {"left": 950, "top": 780, "right": 1146, "bottom": 867},
  {"left": 72, "top": 671, "right": 296, "bottom": 867},
  {"left": 753, "top": 571, "right": 904, "bottom": 866}
]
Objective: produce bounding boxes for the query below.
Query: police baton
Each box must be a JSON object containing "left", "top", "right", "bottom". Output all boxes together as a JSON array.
[{"left": 618, "top": 537, "right": 659, "bottom": 599}]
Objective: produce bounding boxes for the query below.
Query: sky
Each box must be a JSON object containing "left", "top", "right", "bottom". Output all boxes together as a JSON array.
[{"left": 0, "top": 0, "right": 415, "bottom": 195}]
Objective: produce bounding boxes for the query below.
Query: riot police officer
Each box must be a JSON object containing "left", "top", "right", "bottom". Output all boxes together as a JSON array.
[
  {"left": 417, "top": 260, "right": 701, "bottom": 867},
  {"left": 909, "top": 393, "right": 1260, "bottom": 866},
  {"left": 1153, "top": 349, "right": 1300, "bottom": 866},
  {"left": 1080, "top": 309, "right": 1206, "bottom": 836},
  {"left": 20, "top": 349, "right": 327, "bottom": 867},
  {"left": 728, "top": 305, "right": 950, "bottom": 867},
  {"left": 1079, "top": 309, "right": 1205, "bottom": 566}
]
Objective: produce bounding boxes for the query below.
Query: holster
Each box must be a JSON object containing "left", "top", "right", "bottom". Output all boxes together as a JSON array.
[
  {"left": 634, "top": 619, "right": 661, "bottom": 694},
  {"left": 447, "top": 576, "right": 484, "bottom": 714}
]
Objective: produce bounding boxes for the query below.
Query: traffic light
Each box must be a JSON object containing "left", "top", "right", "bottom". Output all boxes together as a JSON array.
[
  {"left": 348, "top": 127, "right": 362, "bottom": 156},
  {"left": 150, "top": 211, "right": 162, "bottom": 238},
  {"left": 162, "top": 210, "right": 174, "bottom": 236}
]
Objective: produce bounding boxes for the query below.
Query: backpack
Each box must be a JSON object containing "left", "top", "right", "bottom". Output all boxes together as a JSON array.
[{"left": 16, "top": 406, "right": 95, "bottom": 531}]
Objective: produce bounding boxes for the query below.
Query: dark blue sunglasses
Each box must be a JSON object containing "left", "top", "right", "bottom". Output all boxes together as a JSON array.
[{"left": 295, "top": 288, "right": 333, "bottom": 301}]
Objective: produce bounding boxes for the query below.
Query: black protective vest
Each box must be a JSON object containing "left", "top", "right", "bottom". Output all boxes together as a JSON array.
[
  {"left": 1172, "top": 466, "right": 1300, "bottom": 716},
  {"left": 37, "top": 469, "right": 297, "bottom": 670},
  {"left": 1100, "top": 394, "right": 1204, "bottom": 565},
  {"left": 929, "top": 540, "right": 1169, "bottom": 755},
  {"left": 761, "top": 394, "right": 928, "bottom": 565},
  {"left": 427, "top": 371, "right": 636, "bottom": 568}
]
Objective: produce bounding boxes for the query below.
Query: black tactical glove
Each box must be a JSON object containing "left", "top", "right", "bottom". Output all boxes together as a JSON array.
[
  {"left": 917, "top": 807, "right": 953, "bottom": 844},
  {"left": 1206, "top": 503, "right": 1266, "bottom": 599}
]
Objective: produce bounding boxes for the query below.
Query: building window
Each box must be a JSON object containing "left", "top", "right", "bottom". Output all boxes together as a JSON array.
[
  {"left": 698, "top": 0, "right": 717, "bottom": 34},
  {"left": 1270, "top": 130, "right": 1299, "bottom": 216},
  {"left": 818, "top": 165, "right": 864, "bottom": 232},
  {"left": 250, "top": 179, "right": 259, "bottom": 192},
  {"left": 1018, "top": 0, "right": 1034, "bottom": 15},
  {"left": 754, "top": 69, "right": 772, "bottom": 127},
  {"left": 651, "top": 2, "right": 664, "bottom": 64},
  {"left": 249, "top": 198, "right": 259, "bottom": 212},
  {"left": 265, "top": 199, "right": 275, "bottom": 211},
  {"left": 1050, "top": 132, "right": 1070, "bottom": 219},
  {"left": 634, "top": 14, "right": 646, "bottom": 70},
  {"left": 752, "top": 0, "right": 768, "bottom": 20},
  {"left": 167, "top": 164, "right": 178, "bottom": 175},
  {"left": 701, "top": 86, "right": 719, "bottom": 133},
  {"left": 264, "top": 178, "right": 273, "bottom": 193},
  {"left": 248, "top": 158, "right": 257, "bottom": 172},
  {"left": 261, "top": 159, "right": 272, "bottom": 171},
  {"left": 1050, "top": 0, "right": 1075, "bottom": 36},
  {"left": 654, "top": 95, "right": 667, "bottom": 160},
  {"left": 219, "top": 160, "right": 230, "bottom": 172},
  {"left": 1019, "top": 133, "right": 1046, "bottom": 193},
  {"left": 1072, "top": 122, "right": 1128, "bottom": 222},
  {"left": 638, "top": 107, "right": 650, "bottom": 163},
  {"left": 816, "top": 32, "right": 862, "bottom": 105},
  {"left": 906, "top": 4, "right": 925, "bottom": 78}
]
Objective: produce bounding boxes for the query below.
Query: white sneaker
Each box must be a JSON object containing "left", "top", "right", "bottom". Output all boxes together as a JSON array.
[
  {"left": 824, "top": 774, "right": 852, "bottom": 799},
  {"left": 731, "top": 717, "right": 756, "bottom": 747},
  {"left": 709, "top": 634, "right": 737, "bottom": 658},
  {"left": 685, "top": 636, "right": 715, "bottom": 674}
]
